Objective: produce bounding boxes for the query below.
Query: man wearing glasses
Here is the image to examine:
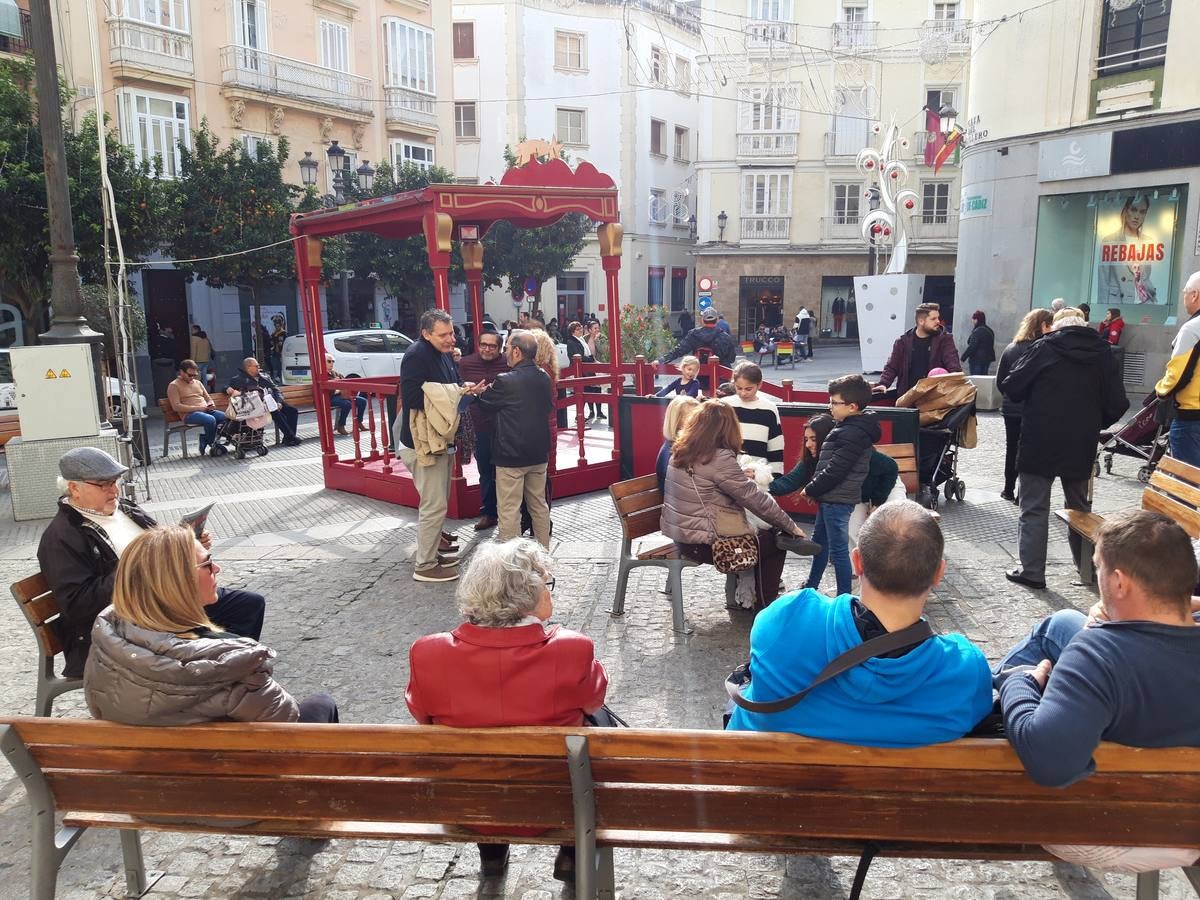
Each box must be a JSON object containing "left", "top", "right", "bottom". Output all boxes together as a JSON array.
[
  {"left": 457, "top": 329, "right": 510, "bottom": 531},
  {"left": 37, "top": 447, "right": 266, "bottom": 678}
]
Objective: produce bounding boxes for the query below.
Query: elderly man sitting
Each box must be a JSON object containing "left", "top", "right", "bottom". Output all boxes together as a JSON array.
[
  {"left": 37, "top": 447, "right": 266, "bottom": 678},
  {"left": 227, "top": 357, "right": 301, "bottom": 447}
]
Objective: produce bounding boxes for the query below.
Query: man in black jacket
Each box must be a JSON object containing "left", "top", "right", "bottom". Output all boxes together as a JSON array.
[
  {"left": 227, "top": 357, "right": 301, "bottom": 446},
  {"left": 658, "top": 308, "right": 736, "bottom": 367},
  {"left": 999, "top": 309, "right": 1129, "bottom": 589},
  {"left": 476, "top": 330, "right": 554, "bottom": 547},
  {"left": 37, "top": 447, "right": 265, "bottom": 678}
]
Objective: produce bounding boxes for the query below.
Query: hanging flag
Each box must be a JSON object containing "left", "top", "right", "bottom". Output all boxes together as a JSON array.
[
  {"left": 933, "top": 127, "right": 963, "bottom": 174},
  {"left": 923, "top": 106, "right": 943, "bottom": 167}
]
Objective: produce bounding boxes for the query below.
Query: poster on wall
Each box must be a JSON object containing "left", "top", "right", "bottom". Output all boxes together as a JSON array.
[{"left": 1093, "top": 190, "right": 1179, "bottom": 305}]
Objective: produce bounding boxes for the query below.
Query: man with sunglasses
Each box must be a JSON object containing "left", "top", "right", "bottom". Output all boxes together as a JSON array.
[
  {"left": 457, "top": 331, "right": 510, "bottom": 531},
  {"left": 37, "top": 447, "right": 266, "bottom": 678}
]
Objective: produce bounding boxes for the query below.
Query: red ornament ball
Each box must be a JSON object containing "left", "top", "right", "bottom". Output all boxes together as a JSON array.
[
  {"left": 904, "top": 199, "right": 915, "bottom": 210},
  {"left": 865, "top": 160, "right": 875, "bottom": 169},
  {"left": 889, "top": 170, "right": 899, "bottom": 179}
]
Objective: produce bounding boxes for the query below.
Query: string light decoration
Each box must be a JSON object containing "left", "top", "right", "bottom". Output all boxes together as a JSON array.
[{"left": 855, "top": 119, "right": 920, "bottom": 274}]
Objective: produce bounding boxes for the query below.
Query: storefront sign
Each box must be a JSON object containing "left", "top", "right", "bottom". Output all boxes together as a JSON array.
[
  {"left": 1038, "top": 133, "right": 1112, "bottom": 182},
  {"left": 1092, "top": 189, "right": 1179, "bottom": 306},
  {"left": 959, "top": 183, "right": 993, "bottom": 220}
]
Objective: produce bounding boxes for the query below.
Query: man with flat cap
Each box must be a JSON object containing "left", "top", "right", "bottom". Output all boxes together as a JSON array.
[{"left": 37, "top": 447, "right": 266, "bottom": 677}]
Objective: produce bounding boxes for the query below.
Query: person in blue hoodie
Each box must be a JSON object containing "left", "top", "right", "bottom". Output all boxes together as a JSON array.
[{"left": 727, "top": 499, "right": 993, "bottom": 746}]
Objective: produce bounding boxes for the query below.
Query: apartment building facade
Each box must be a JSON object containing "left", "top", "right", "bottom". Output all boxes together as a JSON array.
[
  {"left": 36, "top": 0, "right": 452, "bottom": 374},
  {"left": 955, "top": 0, "right": 1198, "bottom": 393},
  {"left": 693, "top": 0, "right": 973, "bottom": 339},
  {"left": 451, "top": 0, "right": 702, "bottom": 330}
]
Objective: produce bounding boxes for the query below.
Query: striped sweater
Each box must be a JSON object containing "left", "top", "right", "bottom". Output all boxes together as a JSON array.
[
  {"left": 722, "top": 394, "right": 784, "bottom": 474},
  {"left": 1156, "top": 312, "right": 1200, "bottom": 418}
]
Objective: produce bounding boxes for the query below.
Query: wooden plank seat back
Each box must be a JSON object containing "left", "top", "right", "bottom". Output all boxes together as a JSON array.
[
  {"left": 0, "top": 413, "right": 20, "bottom": 449},
  {"left": 3, "top": 719, "right": 1198, "bottom": 900},
  {"left": 876, "top": 443, "right": 919, "bottom": 496},
  {"left": 9, "top": 573, "right": 83, "bottom": 717}
]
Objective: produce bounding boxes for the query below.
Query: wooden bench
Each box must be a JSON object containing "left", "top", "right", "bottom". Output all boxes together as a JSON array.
[
  {"left": 10, "top": 573, "right": 83, "bottom": 718},
  {"left": 272, "top": 383, "right": 318, "bottom": 445},
  {"left": 609, "top": 474, "right": 734, "bottom": 634},
  {"left": 2, "top": 718, "right": 1198, "bottom": 900},
  {"left": 878, "top": 442, "right": 919, "bottom": 496},
  {"left": 1057, "top": 454, "right": 1200, "bottom": 584},
  {"left": 157, "top": 393, "right": 231, "bottom": 459},
  {"left": 0, "top": 413, "right": 20, "bottom": 449}
]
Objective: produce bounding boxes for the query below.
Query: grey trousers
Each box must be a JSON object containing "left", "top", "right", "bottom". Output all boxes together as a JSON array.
[
  {"left": 398, "top": 448, "right": 453, "bottom": 570},
  {"left": 1017, "top": 472, "right": 1090, "bottom": 581},
  {"left": 496, "top": 463, "right": 551, "bottom": 548}
]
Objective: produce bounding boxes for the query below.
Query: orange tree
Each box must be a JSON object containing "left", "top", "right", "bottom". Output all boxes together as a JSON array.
[{"left": 595, "top": 304, "right": 674, "bottom": 363}]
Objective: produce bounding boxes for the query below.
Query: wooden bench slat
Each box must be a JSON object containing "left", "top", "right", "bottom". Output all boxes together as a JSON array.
[
  {"left": 614, "top": 490, "right": 664, "bottom": 518},
  {"left": 1142, "top": 488, "right": 1200, "bottom": 538},
  {"left": 1054, "top": 509, "right": 1105, "bottom": 544},
  {"left": 610, "top": 474, "right": 659, "bottom": 501},
  {"left": 1149, "top": 468, "right": 1200, "bottom": 509},
  {"left": 1152, "top": 454, "right": 1200, "bottom": 484},
  {"left": 636, "top": 543, "right": 681, "bottom": 561},
  {"left": 623, "top": 507, "right": 665, "bottom": 542}
]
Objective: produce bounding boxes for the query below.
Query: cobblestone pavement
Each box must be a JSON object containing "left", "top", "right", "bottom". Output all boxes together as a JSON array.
[{"left": 0, "top": 408, "right": 1193, "bottom": 899}]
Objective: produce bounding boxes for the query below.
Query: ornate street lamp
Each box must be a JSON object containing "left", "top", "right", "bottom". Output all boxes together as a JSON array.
[
  {"left": 938, "top": 104, "right": 958, "bottom": 135},
  {"left": 717, "top": 210, "right": 728, "bottom": 242},
  {"left": 298, "top": 151, "right": 319, "bottom": 187},
  {"left": 326, "top": 140, "right": 347, "bottom": 200},
  {"left": 356, "top": 159, "right": 376, "bottom": 193}
]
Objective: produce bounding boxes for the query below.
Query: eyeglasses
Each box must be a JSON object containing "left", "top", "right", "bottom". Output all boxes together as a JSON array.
[
  {"left": 544, "top": 577, "right": 556, "bottom": 592},
  {"left": 479, "top": 342, "right": 501, "bottom": 350},
  {"left": 196, "top": 556, "right": 216, "bottom": 572},
  {"left": 84, "top": 479, "right": 119, "bottom": 489},
  {"left": 829, "top": 400, "right": 854, "bottom": 407}
]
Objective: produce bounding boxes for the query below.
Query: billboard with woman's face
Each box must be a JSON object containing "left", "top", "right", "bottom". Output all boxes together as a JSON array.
[{"left": 1093, "top": 191, "right": 1178, "bottom": 305}]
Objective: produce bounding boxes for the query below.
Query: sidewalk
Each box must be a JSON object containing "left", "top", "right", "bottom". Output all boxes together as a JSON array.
[{"left": 0, "top": 412, "right": 1190, "bottom": 899}]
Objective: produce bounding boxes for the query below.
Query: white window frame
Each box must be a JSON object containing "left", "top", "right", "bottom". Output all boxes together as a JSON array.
[
  {"left": 649, "top": 188, "right": 668, "bottom": 226},
  {"left": 674, "top": 55, "right": 691, "bottom": 93},
  {"left": 932, "top": 1, "right": 959, "bottom": 21},
  {"left": 926, "top": 86, "right": 959, "bottom": 114},
  {"left": 650, "top": 46, "right": 667, "bottom": 85},
  {"left": 118, "top": 0, "right": 190, "bottom": 32},
  {"left": 649, "top": 118, "right": 666, "bottom": 157},
  {"left": 555, "top": 29, "right": 586, "bottom": 71},
  {"left": 117, "top": 87, "right": 190, "bottom": 179},
  {"left": 391, "top": 139, "right": 435, "bottom": 172},
  {"left": 319, "top": 19, "right": 350, "bottom": 73},
  {"left": 832, "top": 182, "right": 861, "bottom": 224},
  {"left": 748, "top": 0, "right": 791, "bottom": 21},
  {"left": 738, "top": 86, "right": 800, "bottom": 133},
  {"left": 673, "top": 125, "right": 690, "bottom": 162},
  {"left": 232, "top": 0, "right": 267, "bottom": 50},
  {"left": 454, "top": 101, "right": 478, "bottom": 140},
  {"left": 556, "top": 107, "right": 587, "bottom": 146},
  {"left": 841, "top": 1, "right": 868, "bottom": 23},
  {"left": 921, "top": 180, "right": 952, "bottom": 223},
  {"left": 383, "top": 17, "right": 435, "bottom": 96},
  {"left": 241, "top": 133, "right": 272, "bottom": 159},
  {"left": 741, "top": 171, "right": 791, "bottom": 216}
]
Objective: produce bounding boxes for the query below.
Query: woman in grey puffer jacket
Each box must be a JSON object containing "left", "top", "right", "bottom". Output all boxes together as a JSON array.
[{"left": 85, "top": 525, "right": 337, "bottom": 725}]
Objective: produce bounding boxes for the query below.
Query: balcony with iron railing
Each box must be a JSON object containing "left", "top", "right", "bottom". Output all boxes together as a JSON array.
[
  {"left": 109, "top": 19, "right": 193, "bottom": 77},
  {"left": 736, "top": 132, "right": 799, "bottom": 160},
  {"left": 384, "top": 86, "right": 437, "bottom": 130},
  {"left": 907, "top": 211, "right": 959, "bottom": 241},
  {"left": 1096, "top": 42, "right": 1167, "bottom": 77},
  {"left": 832, "top": 21, "right": 876, "bottom": 50},
  {"left": 739, "top": 216, "right": 791, "bottom": 243},
  {"left": 220, "top": 45, "right": 372, "bottom": 115},
  {"left": 0, "top": 10, "right": 31, "bottom": 56},
  {"left": 745, "top": 19, "right": 794, "bottom": 50},
  {"left": 922, "top": 18, "right": 971, "bottom": 48}
]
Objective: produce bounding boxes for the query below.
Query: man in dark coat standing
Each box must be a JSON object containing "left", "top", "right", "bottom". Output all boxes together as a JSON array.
[
  {"left": 960, "top": 310, "right": 996, "bottom": 376},
  {"left": 873, "top": 303, "right": 961, "bottom": 396},
  {"left": 457, "top": 331, "right": 509, "bottom": 531},
  {"left": 999, "top": 308, "right": 1129, "bottom": 589},
  {"left": 659, "top": 308, "right": 736, "bottom": 367}
]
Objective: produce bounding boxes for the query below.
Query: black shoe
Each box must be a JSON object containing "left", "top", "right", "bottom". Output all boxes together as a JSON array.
[
  {"left": 776, "top": 533, "right": 822, "bottom": 556},
  {"left": 1000, "top": 490, "right": 1017, "bottom": 503},
  {"left": 1005, "top": 568, "right": 1046, "bottom": 590},
  {"left": 553, "top": 846, "right": 575, "bottom": 883},
  {"left": 283, "top": 436, "right": 301, "bottom": 447},
  {"left": 478, "top": 844, "right": 509, "bottom": 877}
]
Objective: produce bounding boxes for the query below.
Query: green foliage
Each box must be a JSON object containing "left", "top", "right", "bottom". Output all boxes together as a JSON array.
[
  {"left": 0, "top": 58, "right": 175, "bottom": 343},
  {"left": 79, "top": 283, "right": 147, "bottom": 356},
  {"left": 596, "top": 305, "right": 674, "bottom": 363},
  {"left": 167, "top": 122, "right": 301, "bottom": 291}
]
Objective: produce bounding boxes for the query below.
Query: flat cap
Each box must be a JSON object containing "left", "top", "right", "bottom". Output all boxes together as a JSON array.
[
  {"left": 59, "top": 447, "right": 128, "bottom": 482},
  {"left": 701, "top": 308, "right": 720, "bottom": 323}
]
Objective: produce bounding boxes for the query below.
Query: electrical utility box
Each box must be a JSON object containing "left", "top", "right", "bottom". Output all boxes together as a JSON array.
[{"left": 10, "top": 344, "right": 101, "bottom": 441}]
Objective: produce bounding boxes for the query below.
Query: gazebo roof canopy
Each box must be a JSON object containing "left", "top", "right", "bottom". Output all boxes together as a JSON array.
[{"left": 289, "top": 158, "right": 620, "bottom": 242}]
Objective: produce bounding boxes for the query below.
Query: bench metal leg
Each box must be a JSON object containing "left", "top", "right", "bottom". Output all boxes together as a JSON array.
[
  {"left": 724, "top": 573, "right": 738, "bottom": 609},
  {"left": 1182, "top": 866, "right": 1200, "bottom": 895},
  {"left": 596, "top": 847, "right": 615, "bottom": 900},
  {"left": 161, "top": 426, "right": 170, "bottom": 459},
  {"left": 565, "top": 734, "right": 606, "bottom": 900},
  {"left": 610, "top": 552, "right": 632, "bottom": 617},
  {"left": 666, "top": 561, "right": 692, "bottom": 635},
  {"left": 1078, "top": 538, "right": 1096, "bottom": 586},
  {"left": 1136, "top": 870, "right": 1160, "bottom": 900},
  {"left": 119, "top": 830, "right": 163, "bottom": 898}
]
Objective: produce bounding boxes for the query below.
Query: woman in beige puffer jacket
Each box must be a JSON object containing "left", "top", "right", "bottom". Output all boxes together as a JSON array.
[{"left": 84, "top": 525, "right": 336, "bottom": 725}]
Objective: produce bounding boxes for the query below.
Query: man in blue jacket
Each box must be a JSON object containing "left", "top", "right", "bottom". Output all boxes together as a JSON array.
[{"left": 728, "top": 500, "right": 992, "bottom": 746}]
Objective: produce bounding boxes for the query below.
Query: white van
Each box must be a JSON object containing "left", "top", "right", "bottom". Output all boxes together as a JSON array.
[{"left": 281, "top": 329, "right": 414, "bottom": 384}]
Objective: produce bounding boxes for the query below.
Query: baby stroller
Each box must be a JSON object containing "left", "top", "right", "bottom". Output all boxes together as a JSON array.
[
  {"left": 1096, "top": 393, "right": 1168, "bottom": 484},
  {"left": 916, "top": 401, "right": 976, "bottom": 509},
  {"left": 223, "top": 390, "right": 271, "bottom": 459}
]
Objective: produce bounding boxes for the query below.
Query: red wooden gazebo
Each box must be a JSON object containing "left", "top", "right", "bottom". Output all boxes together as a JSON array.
[{"left": 288, "top": 158, "right": 627, "bottom": 515}]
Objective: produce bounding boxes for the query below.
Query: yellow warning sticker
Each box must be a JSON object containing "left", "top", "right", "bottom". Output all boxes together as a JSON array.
[
  {"left": 45, "top": 369, "right": 57, "bottom": 379},
  {"left": 59, "top": 369, "right": 71, "bottom": 378}
]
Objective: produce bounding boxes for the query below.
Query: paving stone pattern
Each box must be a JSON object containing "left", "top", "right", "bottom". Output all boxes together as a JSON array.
[{"left": 0, "top": 409, "right": 1192, "bottom": 899}]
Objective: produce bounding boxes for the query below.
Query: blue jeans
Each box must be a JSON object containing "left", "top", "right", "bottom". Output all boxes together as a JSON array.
[
  {"left": 805, "top": 501, "right": 854, "bottom": 596},
  {"left": 993, "top": 609, "right": 1086, "bottom": 674},
  {"left": 475, "top": 431, "right": 498, "bottom": 518},
  {"left": 330, "top": 394, "right": 367, "bottom": 429},
  {"left": 185, "top": 409, "right": 227, "bottom": 453},
  {"left": 969, "top": 360, "right": 990, "bottom": 376},
  {"left": 1169, "top": 418, "right": 1200, "bottom": 468}
]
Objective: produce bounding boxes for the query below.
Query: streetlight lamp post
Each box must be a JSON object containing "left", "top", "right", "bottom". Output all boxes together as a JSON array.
[{"left": 717, "top": 210, "right": 728, "bottom": 242}]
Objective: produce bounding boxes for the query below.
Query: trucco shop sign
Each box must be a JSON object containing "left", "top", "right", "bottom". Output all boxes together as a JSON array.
[{"left": 960, "top": 183, "right": 993, "bottom": 220}]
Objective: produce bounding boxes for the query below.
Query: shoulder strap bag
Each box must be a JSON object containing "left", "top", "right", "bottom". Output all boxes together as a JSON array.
[
  {"left": 725, "top": 619, "right": 934, "bottom": 714},
  {"left": 690, "top": 469, "right": 758, "bottom": 574}
]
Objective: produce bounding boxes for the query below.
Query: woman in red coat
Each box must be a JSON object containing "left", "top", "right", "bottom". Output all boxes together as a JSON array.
[{"left": 406, "top": 537, "right": 608, "bottom": 881}]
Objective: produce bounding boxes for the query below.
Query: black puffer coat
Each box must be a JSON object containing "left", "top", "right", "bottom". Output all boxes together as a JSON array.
[
  {"left": 999, "top": 326, "right": 1128, "bottom": 480},
  {"left": 805, "top": 411, "right": 882, "bottom": 505},
  {"left": 476, "top": 359, "right": 554, "bottom": 467},
  {"left": 995, "top": 339, "right": 1038, "bottom": 417}
]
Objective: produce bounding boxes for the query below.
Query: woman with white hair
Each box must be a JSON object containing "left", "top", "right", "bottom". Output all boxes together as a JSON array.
[{"left": 406, "top": 538, "right": 608, "bottom": 881}]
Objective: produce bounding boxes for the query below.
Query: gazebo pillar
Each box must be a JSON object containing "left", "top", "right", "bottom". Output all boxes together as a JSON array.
[
  {"left": 598, "top": 222, "right": 623, "bottom": 460},
  {"left": 293, "top": 236, "right": 336, "bottom": 461},
  {"left": 423, "top": 212, "right": 454, "bottom": 312},
  {"left": 462, "top": 239, "right": 485, "bottom": 339}
]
